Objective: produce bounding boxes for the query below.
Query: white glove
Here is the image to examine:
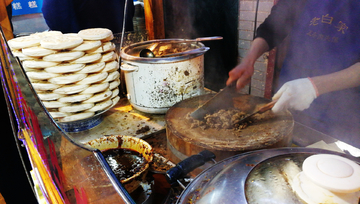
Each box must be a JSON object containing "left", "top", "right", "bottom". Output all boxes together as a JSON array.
[{"left": 272, "top": 78, "right": 318, "bottom": 113}]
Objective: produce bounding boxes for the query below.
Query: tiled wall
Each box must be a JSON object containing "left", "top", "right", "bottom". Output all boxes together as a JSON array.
[{"left": 238, "top": 0, "right": 274, "bottom": 96}]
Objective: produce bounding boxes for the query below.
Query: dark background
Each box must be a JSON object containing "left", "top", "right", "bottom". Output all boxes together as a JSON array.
[{"left": 163, "top": 0, "right": 239, "bottom": 91}]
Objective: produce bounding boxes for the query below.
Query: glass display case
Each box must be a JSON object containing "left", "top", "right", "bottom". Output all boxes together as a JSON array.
[{"left": 0, "top": 27, "right": 136, "bottom": 204}]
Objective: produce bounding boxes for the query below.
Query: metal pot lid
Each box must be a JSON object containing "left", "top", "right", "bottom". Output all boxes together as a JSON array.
[
  {"left": 120, "top": 39, "right": 208, "bottom": 63},
  {"left": 176, "top": 147, "right": 360, "bottom": 204}
]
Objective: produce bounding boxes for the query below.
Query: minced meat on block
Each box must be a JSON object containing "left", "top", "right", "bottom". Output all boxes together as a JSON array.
[{"left": 187, "top": 108, "right": 253, "bottom": 131}]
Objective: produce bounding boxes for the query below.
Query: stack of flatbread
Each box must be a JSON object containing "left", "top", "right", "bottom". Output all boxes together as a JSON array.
[{"left": 8, "top": 28, "right": 121, "bottom": 122}]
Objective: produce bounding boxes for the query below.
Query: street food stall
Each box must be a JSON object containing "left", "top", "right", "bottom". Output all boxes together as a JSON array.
[{"left": 1, "top": 1, "right": 360, "bottom": 203}]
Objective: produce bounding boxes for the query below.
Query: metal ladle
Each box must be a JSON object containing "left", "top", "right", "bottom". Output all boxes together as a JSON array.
[{"left": 139, "top": 36, "right": 223, "bottom": 58}]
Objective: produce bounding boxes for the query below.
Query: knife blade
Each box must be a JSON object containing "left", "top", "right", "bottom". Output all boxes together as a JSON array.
[
  {"left": 235, "top": 99, "right": 278, "bottom": 125},
  {"left": 190, "top": 84, "right": 236, "bottom": 120}
]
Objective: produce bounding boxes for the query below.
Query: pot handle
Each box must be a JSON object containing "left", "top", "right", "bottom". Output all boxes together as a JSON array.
[
  {"left": 165, "top": 150, "right": 216, "bottom": 185},
  {"left": 120, "top": 63, "right": 138, "bottom": 72}
]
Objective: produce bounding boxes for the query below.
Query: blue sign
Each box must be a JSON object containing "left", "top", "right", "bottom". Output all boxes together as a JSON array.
[{"left": 12, "top": 0, "right": 43, "bottom": 16}]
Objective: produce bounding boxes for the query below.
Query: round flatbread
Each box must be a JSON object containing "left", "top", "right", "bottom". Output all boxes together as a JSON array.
[
  {"left": 87, "top": 98, "right": 113, "bottom": 112},
  {"left": 45, "top": 63, "right": 85, "bottom": 74},
  {"left": 59, "top": 102, "right": 94, "bottom": 113},
  {"left": 83, "top": 89, "right": 112, "bottom": 103},
  {"left": 112, "top": 95, "right": 120, "bottom": 105},
  {"left": 58, "top": 93, "right": 93, "bottom": 103},
  {"left": 77, "top": 61, "right": 105, "bottom": 73},
  {"left": 49, "top": 111, "right": 70, "bottom": 119},
  {"left": 22, "top": 46, "right": 57, "bottom": 57},
  {"left": 8, "top": 35, "right": 41, "bottom": 49},
  {"left": 109, "top": 79, "right": 120, "bottom": 90},
  {"left": 40, "top": 34, "right": 84, "bottom": 50},
  {"left": 53, "top": 84, "right": 89, "bottom": 94},
  {"left": 100, "top": 51, "right": 117, "bottom": 62},
  {"left": 37, "top": 91, "right": 64, "bottom": 101},
  {"left": 101, "top": 33, "right": 114, "bottom": 42},
  {"left": 111, "top": 87, "right": 119, "bottom": 99},
  {"left": 78, "top": 28, "right": 113, "bottom": 41},
  {"left": 43, "top": 51, "right": 85, "bottom": 62},
  {"left": 22, "top": 59, "right": 59, "bottom": 69},
  {"left": 42, "top": 101, "right": 69, "bottom": 108},
  {"left": 11, "top": 49, "right": 39, "bottom": 61},
  {"left": 58, "top": 111, "right": 95, "bottom": 122},
  {"left": 86, "top": 41, "right": 116, "bottom": 54},
  {"left": 48, "top": 73, "right": 87, "bottom": 84},
  {"left": 70, "top": 53, "right": 102, "bottom": 64},
  {"left": 70, "top": 40, "right": 102, "bottom": 51},
  {"left": 81, "top": 82, "right": 109, "bottom": 94},
  {"left": 31, "top": 81, "right": 63, "bottom": 91},
  {"left": 104, "top": 70, "right": 120, "bottom": 82},
  {"left": 30, "top": 31, "right": 63, "bottom": 39},
  {"left": 76, "top": 72, "right": 108, "bottom": 85},
  {"left": 103, "top": 60, "right": 119, "bottom": 72},
  {"left": 26, "top": 70, "right": 60, "bottom": 80}
]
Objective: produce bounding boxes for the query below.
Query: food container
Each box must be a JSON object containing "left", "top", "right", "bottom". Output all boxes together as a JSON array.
[
  {"left": 86, "top": 135, "right": 153, "bottom": 193},
  {"left": 120, "top": 39, "right": 209, "bottom": 114},
  {"left": 166, "top": 147, "right": 360, "bottom": 204}
]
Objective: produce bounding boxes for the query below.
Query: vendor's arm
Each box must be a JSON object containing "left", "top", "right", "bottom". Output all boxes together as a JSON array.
[
  {"left": 312, "top": 62, "right": 360, "bottom": 96},
  {"left": 272, "top": 62, "right": 360, "bottom": 113},
  {"left": 226, "top": 37, "right": 269, "bottom": 89},
  {"left": 227, "top": 0, "right": 306, "bottom": 90}
]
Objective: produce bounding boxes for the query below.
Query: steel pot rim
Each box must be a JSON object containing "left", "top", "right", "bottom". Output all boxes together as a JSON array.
[{"left": 120, "top": 39, "right": 209, "bottom": 63}]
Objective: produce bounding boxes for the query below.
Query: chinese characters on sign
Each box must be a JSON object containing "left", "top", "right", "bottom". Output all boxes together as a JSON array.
[
  {"left": 12, "top": 0, "right": 42, "bottom": 16},
  {"left": 307, "top": 13, "right": 348, "bottom": 43}
]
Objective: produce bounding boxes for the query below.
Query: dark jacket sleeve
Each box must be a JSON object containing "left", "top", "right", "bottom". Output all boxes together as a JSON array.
[{"left": 255, "top": 0, "right": 307, "bottom": 50}]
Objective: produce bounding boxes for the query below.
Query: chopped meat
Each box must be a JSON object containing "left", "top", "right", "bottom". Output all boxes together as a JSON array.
[{"left": 187, "top": 108, "right": 251, "bottom": 131}]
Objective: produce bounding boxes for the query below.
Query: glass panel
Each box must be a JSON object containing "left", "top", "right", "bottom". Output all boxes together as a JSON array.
[{"left": 0, "top": 27, "right": 134, "bottom": 204}]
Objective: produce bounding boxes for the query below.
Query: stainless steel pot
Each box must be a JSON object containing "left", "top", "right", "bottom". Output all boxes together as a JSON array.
[
  {"left": 166, "top": 147, "right": 360, "bottom": 204},
  {"left": 120, "top": 39, "right": 209, "bottom": 114}
]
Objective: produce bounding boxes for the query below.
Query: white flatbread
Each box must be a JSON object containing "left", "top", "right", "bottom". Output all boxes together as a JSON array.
[
  {"left": 43, "top": 51, "right": 85, "bottom": 62},
  {"left": 42, "top": 101, "right": 69, "bottom": 108},
  {"left": 8, "top": 35, "right": 41, "bottom": 49},
  {"left": 49, "top": 111, "right": 70, "bottom": 119},
  {"left": 83, "top": 89, "right": 112, "bottom": 103},
  {"left": 77, "top": 61, "right": 105, "bottom": 73},
  {"left": 112, "top": 95, "right": 120, "bottom": 105},
  {"left": 104, "top": 70, "right": 120, "bottom": 82},
  {"left": 22, "top": 59, "right": 59, "bottom": 69},
  {"left": 22, "top": 46, "right": 57, "bottom": 57},
  {"left": 31, "top": 81, "right": 63, "bottom": 91},
  {"left": 40, "top": 34, "right": 84, "bottom": 50},
  {"left": 78, "top": 28, "right": 113, "bottom": 41},
  {"left": 26, "top": 70, "right": 60, "bottom": 80},
  {"left": 76, "top": 72, "right": 108, "bottom": 85},
  {"left": 109, "top": 79, "right": 120, "bottom": 90},
  {"left": 53, "top": 84, "right": 89, "bottom": 94},
  {"left": 70, "top": 53, "right": 102, "bottom": 64},
  {"left": 11, "top": 49, "right": 39, "bottom": 61},
  {"left": 45, "top": 63, "right": 85, "bottom": 73},
  {"left": 70, "top": 40, "right": 102, "bottom": 51},
  {"left": 87, "top": 98, "right": 113, "bottom": 112},
  {"left": 37, "top": 91, "right": 64, "bottom": 101},
  {"left": 59, "top": 102, "right": 94, "bottom": 113},
  {"left": 81, "top": 82, "right": 109, "bottom": 94},
  {"left": 58, "top": 93, "right": 93, "bottom": 103},
  {"left": 103, "top": 60, "right": 119, "bottom": 72},
  {"left": 48, "top": 73, "right": 87, "bottom": 84},
  {"left": 101, "top": 33, "right": 114, "bottom": 42},
  {"left": 58, "top": 111, "right": 95, "bottom": 122},
  {"left": 86, "top": 41, "right": 116, "bottom": 54},
  {"left": 100, "top": 51, "right": 117, "bottom": 62},
  {"left": 111, "top": 87, "right": 119, "bottom": 98},
  {"left": 30, "top": 31, "right": 63, "bottom": 38}
]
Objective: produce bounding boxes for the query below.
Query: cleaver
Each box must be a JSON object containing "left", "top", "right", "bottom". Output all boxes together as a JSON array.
[{"left": 190, "top": 84, "right": 237, "bottom": 120}]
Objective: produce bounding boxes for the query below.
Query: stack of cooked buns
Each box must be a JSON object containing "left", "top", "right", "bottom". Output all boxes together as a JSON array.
[{"left": 8, "top": 28, "right": 121, "bottom": 122}]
